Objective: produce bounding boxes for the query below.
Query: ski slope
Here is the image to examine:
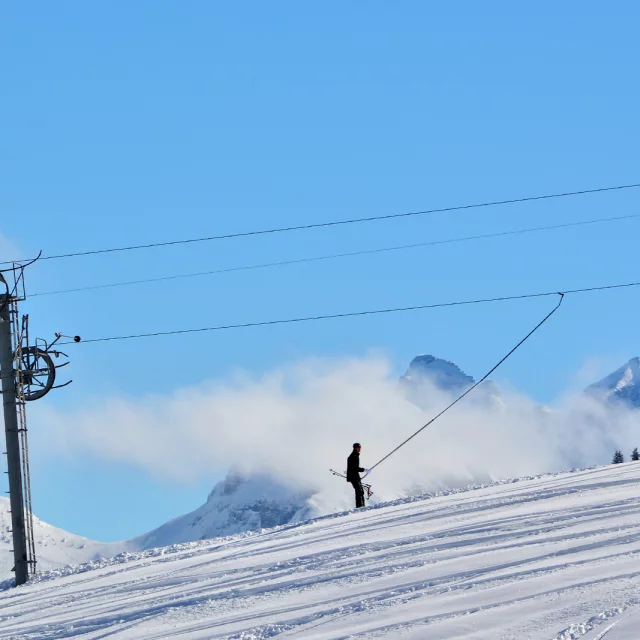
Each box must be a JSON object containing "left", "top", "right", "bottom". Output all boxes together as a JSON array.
[{"left": 2, "top": 464, "right": 640, "bottom": 639}]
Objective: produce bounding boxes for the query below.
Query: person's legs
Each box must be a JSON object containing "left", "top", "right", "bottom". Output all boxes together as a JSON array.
[{"left": 351, "top": 480, "right": 365, "bottom": 508}]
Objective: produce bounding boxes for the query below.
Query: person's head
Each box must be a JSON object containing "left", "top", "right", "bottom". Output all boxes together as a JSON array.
[{"left": 353, "top": 442, "right": 361, "bottom": 452}]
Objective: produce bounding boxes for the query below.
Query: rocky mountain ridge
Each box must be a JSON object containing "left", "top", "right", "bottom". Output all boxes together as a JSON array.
[{"left": 586, "top": 357, "right": 640, "bottom": 408}]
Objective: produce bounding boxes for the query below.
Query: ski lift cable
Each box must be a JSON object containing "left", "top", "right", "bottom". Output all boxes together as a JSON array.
[
  {"left": 366, "top": 293, "right": 565, "bottom": 474},
  {"left": 28, "top": 212, "right": 640, "bottom": 298},
  {"left": 2, "top": 182, "right": 639, "bottom": 265},
  {"left": 58, "top": 279, "right": 638, "bottom": 345}
]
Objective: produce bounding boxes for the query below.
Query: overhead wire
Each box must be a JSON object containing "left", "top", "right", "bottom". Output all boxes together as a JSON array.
[
  {"left": 3, "top": 182, "right": 640, "bottom": 265},
  {"left": 61, "top": 279, "right": 640, "bottom": 345},
  {"left": 367, "top": 294, "right": 564, "bottom": 472},
  {"left": 5, "top": 184, "right": 636, "bottom": 478},
  {"left": 29, "top": 212, "right": 640, "bottom": 298}
]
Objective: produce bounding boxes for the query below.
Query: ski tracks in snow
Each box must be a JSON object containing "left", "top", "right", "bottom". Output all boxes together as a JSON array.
[{"left": 2, "top": 466, "right": 640, "bottom": 638}]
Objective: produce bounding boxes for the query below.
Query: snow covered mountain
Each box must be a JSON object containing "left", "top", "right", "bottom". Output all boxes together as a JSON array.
[
  {"left": 1, "top": 471, "right": 316, "bottom": 582},
  {"left": 1, "top": 471, "right": 313, "bottom": 580},
  {"left": 132, "top": 470, "right": 314, "bottom": 549},
  {"left": 0, "top": 497, "right": 128, "bottom": 581},
  {"left": 399, "top": 353, "right": 501, "bottom": 410},
  {"left": 586, "top": 356, "right": 640, "bottom": 408},
  {"left": 400, "top": 354, "right": 474, "bottom": 395}
]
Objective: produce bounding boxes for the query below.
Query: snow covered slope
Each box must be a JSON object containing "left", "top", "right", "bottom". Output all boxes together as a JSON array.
[
  {"left": 3, "top": 464, "right": 640, "bottom": 639},
  {"left": 587, "top": 357, "right": 640, "bottom": 408},
  {"left": 132, "top": 471, "right": 313, "bottom": 549},
  {"left": 0, "top": 497, "right": 128, "bottom": 580}
]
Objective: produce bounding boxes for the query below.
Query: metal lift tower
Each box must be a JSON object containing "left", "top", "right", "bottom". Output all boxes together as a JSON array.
[{"left": 1, "top": 264, "right": 78, "bottom": 586}]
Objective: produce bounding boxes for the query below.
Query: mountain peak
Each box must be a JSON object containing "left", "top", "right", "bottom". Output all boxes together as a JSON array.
[
  {"left": 399, "top": 355, "right": 476, "bottom": 410},
  {"left": 134, "top": 471, "right": 313, "bottom": 549},
  {"left": 401, "top": 354, "right": 475, "bottom": 389},
  {"left": 586, "top": 357, "right": 640, "bottom": 408}
]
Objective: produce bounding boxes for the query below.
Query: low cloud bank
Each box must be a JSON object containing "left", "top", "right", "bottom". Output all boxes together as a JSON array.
[{"left": 32, "top": 355, "right": 640, "bottom": 504}]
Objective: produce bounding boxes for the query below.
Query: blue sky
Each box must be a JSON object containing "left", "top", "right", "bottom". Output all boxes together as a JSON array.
[{"left": 1, "top": 2, "right": 639, "bottom": 541}]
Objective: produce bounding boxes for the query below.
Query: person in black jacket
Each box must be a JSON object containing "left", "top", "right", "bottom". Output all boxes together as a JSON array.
[{"left": 347, "top": 443, "right": 371, "bottom": 508}]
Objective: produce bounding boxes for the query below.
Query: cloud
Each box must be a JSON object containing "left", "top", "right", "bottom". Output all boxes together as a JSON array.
[
  {"left": 30, "top": 355, "right": 640, "bottom": 511},
  {"left": 33, "top": 357, "right": 412, "bottom": 484}
]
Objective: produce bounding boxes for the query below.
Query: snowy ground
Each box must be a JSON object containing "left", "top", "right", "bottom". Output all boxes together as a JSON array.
[{"left": 2, "top": 464, "right": 640, "bottom": 639}]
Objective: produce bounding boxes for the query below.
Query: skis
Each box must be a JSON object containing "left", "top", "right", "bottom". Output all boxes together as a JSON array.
[{"left": 329, "top": 469, "right": 374, "bottom": 498}]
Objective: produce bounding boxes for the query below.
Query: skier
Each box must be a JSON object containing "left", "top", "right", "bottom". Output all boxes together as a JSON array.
[{"left": 347, "top": 443, "right": 371, "bottom": 508}]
